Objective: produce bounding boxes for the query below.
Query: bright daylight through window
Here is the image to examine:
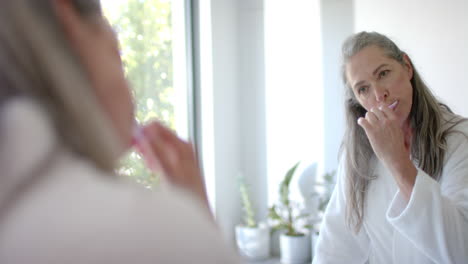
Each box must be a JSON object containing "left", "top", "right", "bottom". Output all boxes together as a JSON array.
[{"left": 101, "top": 0, "right": 191, "bottom": 188}]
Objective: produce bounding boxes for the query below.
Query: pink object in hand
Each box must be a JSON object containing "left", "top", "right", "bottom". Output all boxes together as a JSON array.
[{"left": 132, "top": 125, "right": 162, "bottom": 173}]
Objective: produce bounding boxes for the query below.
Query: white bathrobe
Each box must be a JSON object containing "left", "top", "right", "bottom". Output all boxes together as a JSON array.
[
  {"left": 0, "top": 99, "right": 241, "bottom": 264},
  {"left": 313, "top": 118, "right": 468, "bottom": 263}
]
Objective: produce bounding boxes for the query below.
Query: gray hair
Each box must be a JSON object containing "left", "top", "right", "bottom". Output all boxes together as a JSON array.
[
  {"left": 340, "top": 31, "right": 464, "bottom": 232},
  {"left": 0, "top": 0, "right": 121, "bottom": 171}
]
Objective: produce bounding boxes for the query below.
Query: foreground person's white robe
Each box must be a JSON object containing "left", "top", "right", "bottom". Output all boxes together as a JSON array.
[
  {"left": 314, "top": 116, "right": 468, "bottom": 264},
  {"left": 0, "top": 99, "right": 241, "bottom": 264}
]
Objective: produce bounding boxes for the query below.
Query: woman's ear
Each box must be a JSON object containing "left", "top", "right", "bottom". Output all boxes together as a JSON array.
[
  {"left": 53, "top": 0, "right": 79, "bottom": 35},
  {"left": 402, "top": 53, "right": 414, "bottom": 80},
  {"left": 52, "top": 0, "right": 91, "bottom": 48},
  {"left": 52, "top": 0, "right": 97, "bottom": 61}
]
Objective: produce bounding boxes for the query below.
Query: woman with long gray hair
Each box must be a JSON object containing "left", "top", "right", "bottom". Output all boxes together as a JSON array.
[
  {"left": 313, "top": 32, "right": 468, "bottom": 263},
  {"left": 0, "top": 0, "right": 240, "bottom": 263}
]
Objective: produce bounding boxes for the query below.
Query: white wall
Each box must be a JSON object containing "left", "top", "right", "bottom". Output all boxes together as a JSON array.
[
  {"left": 199, "top": 0, "right": 268, "bottom": 243},
  {"left": 238, "top": 0, "right": 269, "bottom": 222},
  {"left": 264, "top": 0, "right": 324, "bottom": 204},
  {"left": 200, "top": 0, "right": 241, "bottom": 243},
  {"left": 320, "top": 0, "right": 354, "bottom": 174},
  {"left": 354, "top": 0, "right": 468, "bottom": 116}
]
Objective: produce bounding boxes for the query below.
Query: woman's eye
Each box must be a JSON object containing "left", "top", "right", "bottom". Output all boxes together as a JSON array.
[
  {"left": 379, "top": 70, "right": 390, "bottom": 78},
  {"left": 358, "top": 86, "right": 368, "bottom": 94}
]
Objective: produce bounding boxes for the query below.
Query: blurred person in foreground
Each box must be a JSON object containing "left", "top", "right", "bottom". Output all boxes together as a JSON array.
[{"left": 0, "top": 0, "right": 240, "bottom": 263}]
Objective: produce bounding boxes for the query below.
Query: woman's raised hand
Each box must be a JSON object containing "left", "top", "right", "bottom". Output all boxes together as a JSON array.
[
  {"left": 134, "top": 122, "right": 209, "bottom": 208},
  {"left": 357, "top": 106, "right": 416, "bottom": 199}
]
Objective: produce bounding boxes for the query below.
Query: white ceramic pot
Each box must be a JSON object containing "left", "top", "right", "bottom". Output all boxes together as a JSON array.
[
  {"left": 235, "top": 224, "right": 270, "bottom": 260},
  {"left": 270, "top": 228, "right": 286, "bottom": 257},
  {"left": 311, "top": 232, "right": 320, "bottom": 259},
  {"left": 280, "top": 233, "right": 311, "bottom": 264}
]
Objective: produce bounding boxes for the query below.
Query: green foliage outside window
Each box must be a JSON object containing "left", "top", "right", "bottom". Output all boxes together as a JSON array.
[{"left": 103, "top": 0, "right": 174, "bottom": 188}]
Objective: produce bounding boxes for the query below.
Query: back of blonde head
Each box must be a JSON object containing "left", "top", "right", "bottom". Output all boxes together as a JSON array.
[{"left": 0, "top": 0, "right": 121, "bottom": 171}]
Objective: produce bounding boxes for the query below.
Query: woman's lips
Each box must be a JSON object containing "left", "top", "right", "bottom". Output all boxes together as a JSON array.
[{"left": 388, "top": 100, "right": 399, "bottom": 111}]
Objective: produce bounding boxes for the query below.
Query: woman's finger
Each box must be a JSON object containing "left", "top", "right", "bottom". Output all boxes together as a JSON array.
[
  {"left": 371, "top": 107, "right": 387, "bottom": 121},
  {"left": 365, "top": 110, "right": 378, "bottom": 125},
  {"left": 142, "top": 124, "right": 178, "bottom": 177},
  {"left": 146, "top": 122, "right": 190, "bottom": 158},
  {"left": 357, "top": 117, "right": 371, "bottom": 132},
  {"left": 133, "top": 130, "right": 163, "bottom": 172},
  {"left": 379, "top": 104, "right": 397, "bottom": 120}
]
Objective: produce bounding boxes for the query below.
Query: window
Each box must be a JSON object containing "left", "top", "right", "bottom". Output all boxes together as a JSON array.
[{"left": 101, "top": 0, "right": 192, "bottom": 187}]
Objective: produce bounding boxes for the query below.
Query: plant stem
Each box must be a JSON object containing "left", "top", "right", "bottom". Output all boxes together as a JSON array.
[{"left": 287, "top": 204, "right": 294, "bottom": 235}]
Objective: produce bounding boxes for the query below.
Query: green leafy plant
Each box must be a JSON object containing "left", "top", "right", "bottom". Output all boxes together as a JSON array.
[
  {"left": 269, "top": 162, "right": 309, "bottom": 236},
  {"left": 315, "top": 170, "right": 336, "bottom": 213},
  {"left": 309, "top": 170, "right": 336, "bottom": 235},
  {"left": 238, "top": 175, "right": 257, "bottom": 228}
]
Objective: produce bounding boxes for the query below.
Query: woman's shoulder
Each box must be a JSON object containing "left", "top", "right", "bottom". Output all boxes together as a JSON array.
[
  {"left": 443, "top": 113, "right": 468, "bottom": 144},
  {"left": 60, "top": 160, "right": 241, "bottom": 263},
  {"left": 440, "top": 111, "right": 468, "bottom": 163},
  {"left": 0, "top": 153, "right": 240, "bottom": 263}
]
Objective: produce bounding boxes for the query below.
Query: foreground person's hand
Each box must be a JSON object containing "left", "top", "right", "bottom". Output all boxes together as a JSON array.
[{"left": 135, "top": 122, "right": 209, "bottom": 210}]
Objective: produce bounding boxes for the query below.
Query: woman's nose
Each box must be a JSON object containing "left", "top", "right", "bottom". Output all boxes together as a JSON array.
[{"left": 374, "top": 85, "right": 389, "bottom": 102}]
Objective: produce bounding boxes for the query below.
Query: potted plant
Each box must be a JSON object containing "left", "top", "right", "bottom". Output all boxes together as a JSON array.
[
  {"left": 269, "top": 162, "right": 311, "bottom": 264},
  {"left": 235, "top": 174, "right": 270, "bottom": 260}
]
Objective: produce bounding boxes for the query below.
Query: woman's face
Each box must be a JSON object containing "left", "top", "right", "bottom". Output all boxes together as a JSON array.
[
  {"left": 345, "top": 45, "right": 414, "bottom": 126},
  {"left": 86, "top": 18, "right": 134, "bottom": 148},
  {"left": 55, "top": 0, "right": 134, "bottom": 149}
]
